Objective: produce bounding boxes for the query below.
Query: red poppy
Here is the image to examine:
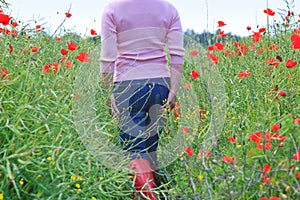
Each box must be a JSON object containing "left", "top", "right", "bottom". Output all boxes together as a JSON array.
[
  {"left": 31, "top": 46, "right": 39, "bottom": 53},
  {"left": 237, "top": 70, "right": 252, "bottom": 78},
  {"left": 206, "top": 52, "right": 218, "bottom": 64},
  {"left": 90, "top": 29, "right": 97, "bottom": 35},
  {"left": 184, "top": 147, "right": 194, "bottom": 156},
  {"left": 249, "top": 132, "right": 263, "bottom": 143},
  {"left": 263, "top": 8, "right": 275, "bottom": 16},
  {"left": 269, "top": 45, "right": 278, "bottom": 50},
  {"left": 65, "top": 12, "right": 72, "bottom": 18},
  {"left": 222, "top": 155, "right": 235, "bottom": 163},
  {"left": 265, "top": 58, "right": 279, "bottom": 66},
  {"left": 285, "top": 59, "right": 297, "bottom": 68},
  {"left": 60, "top": 49, "right": 68, "bottom": 55},
  {"left": 0, "top": 13, "right": 12, "bottom": 25},
  {"left": 218, "top": 30, "right": 227, "bottom": 38},
  {"left": 271, "top": 133, "right": 286, "bottom": 142},
  {"left": 207, "top": 46, "right": 214, "bottom": 51},
  {"left": 278, "top": 90, "right": 286, "bottom": 97},
  {"left": 257, "top": 142, "right": 272, "bottom": 150},
  {"left": 297, "top": 172, "right": 300, "bottom": 178},
  {"left": 213, "top": 42, "right": 224, "bottom": 51},
  {"left": 36, "top": 25, "right": 41, "bottom": 32},
  {"left": 180, "top": 127, "right": 190, "bottom": 133},
  {"left": 67, "top": 42, "right": 79, "bottom": 51},
  {"left": 190, "top": 70, "right": 199, "bottom": 79},
  {"left": 217, "top": 21, "right": 226, "bottom": 27},
  {"left": 65, "top": 60, "right": 73, "bottom": 68},
  {"left": 228, "top": 136, "right": 237, "bottom": 143},
  {"left": 189, "top": 50, "right": 199, "bottom": 57},
  {"left": 9, "top": 44, "right": 13, "bottom": 54},
  {"left": 252, "top": 32, "right": 262, "bottom": 42},
  {"left": 51, "top": 63, "right": 60, "bottom": 75},
  {"left": 11, "top": 21, "right": 18, "bottom": 27},
  {"left": 294, "top": 118, "right": 300, "bottom": 124},
  {"left": 42, "top": 64, "right": 50, "bottom": 74},
  {"left": 293, "top": 150, "right": 300, "bottom": 160},
  {"left": 76, "top": 52, "right": 90, "bottom": 62},
  {"left": 55, "top": 37, "right": 62, "bottom": 42},
  {"left": 271, "top": 124, "right": 280, "bottom": 132},
  {"left": 259, "top": 28, "right": 266, "bottom": 33},
  {"left": 1, "top": 67, "right": 8, "bottom": 77},
  {"left": 290, "top": 34, "right": 300, "bottom": 49},
  {"left": 275, "top": 56, "right": 282, "bottom": 62}
]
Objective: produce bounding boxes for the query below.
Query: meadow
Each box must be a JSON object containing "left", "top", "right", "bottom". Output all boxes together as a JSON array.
[{"left": 0, "top": 0, "right": 299, "bottom": 199}]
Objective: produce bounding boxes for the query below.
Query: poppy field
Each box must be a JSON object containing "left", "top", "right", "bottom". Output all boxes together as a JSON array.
[{"left": 0, "top": 0, "right": 300, "bottom": 199}]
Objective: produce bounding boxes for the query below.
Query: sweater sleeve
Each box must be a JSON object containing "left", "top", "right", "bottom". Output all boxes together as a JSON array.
[
  {"left": 100, "top": 3, "right": 117, "bottom": 73},
  {"left": 166, "top": 7, "right": 185, "bottom": 65}
]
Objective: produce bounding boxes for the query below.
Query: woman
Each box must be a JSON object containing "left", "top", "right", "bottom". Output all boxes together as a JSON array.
[{"left": 100, "top": 0, "right": 184, "bottom": 199}]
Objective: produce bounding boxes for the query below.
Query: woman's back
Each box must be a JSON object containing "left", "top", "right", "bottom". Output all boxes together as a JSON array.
[{"left": 100, "top": 0, "right": 185, "bottom": 82}]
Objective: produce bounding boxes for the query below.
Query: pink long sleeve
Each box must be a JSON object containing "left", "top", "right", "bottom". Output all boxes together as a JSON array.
[{"left": 100, "top": 0, "right": 185, "bottom": 82}]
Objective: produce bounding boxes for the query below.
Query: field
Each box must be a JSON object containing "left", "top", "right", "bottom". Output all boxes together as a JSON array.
[{"left": 0, "top": 1, "right": 300, "bottom": 200}]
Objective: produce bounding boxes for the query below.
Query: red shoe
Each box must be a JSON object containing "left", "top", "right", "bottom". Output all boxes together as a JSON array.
[{"left": 130, "top": 158, "right": 158, "bottom": 200}]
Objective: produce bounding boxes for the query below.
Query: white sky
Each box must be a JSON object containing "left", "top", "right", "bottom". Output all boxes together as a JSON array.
[{"left": 5, "top": 0, "right": 300, "bottom": 37}]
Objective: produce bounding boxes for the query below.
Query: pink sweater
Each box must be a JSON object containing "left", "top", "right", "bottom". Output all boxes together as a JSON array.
[{"left": 100, "top": 0, "right": 185, "bottom": 82}]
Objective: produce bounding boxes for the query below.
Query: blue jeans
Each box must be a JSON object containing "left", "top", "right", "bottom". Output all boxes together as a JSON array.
[{"left": 112, "top": 77, "right": 170, "bottom": 166}]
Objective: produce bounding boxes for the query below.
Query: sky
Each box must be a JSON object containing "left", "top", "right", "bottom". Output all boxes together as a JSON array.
[{"left": 5, "top": 0, "right": 300, "bottom": 37}]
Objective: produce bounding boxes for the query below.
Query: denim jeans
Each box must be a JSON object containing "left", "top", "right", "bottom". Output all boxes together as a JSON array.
[{"left": 112, "top": 77, "right": 170, "bottom": 167}]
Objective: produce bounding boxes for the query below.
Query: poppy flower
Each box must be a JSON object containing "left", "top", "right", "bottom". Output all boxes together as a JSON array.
[
  {"left": 259, "top": 28, "right": 266, "bottom": 33},
  {"left": 290, "top": 34, "right": 300, "bottom": 49},
  {"left": 0, "top": 13, "right": 12, "bottom": 25},
  {"left": 184, "top": 147, "right": 194, "bottom": 156},
  {"left": 90, "top": 29, "right": 97, "bottom": 35},
  {"left": 297, "top": 172, "right": 300, "bottom": 178},
  {"left": 218, "top": 30, "right": 227, "bottom": 38},
  {"left": 237, "top": 70, "right": 252, "bottom": 78},
  {"left": 252, "top": 32, "right": 262, "bottom": 42},
  {"left": 249, "top": 132, "right": 263, "bottom": 143},
  {"left": 76, "top": 52, "right": 90, "bottom": 62},
  {"left": 265, "top": 58, "right": 279, "bottom": 66},
  {"left": 257, "top": 142, "right": 272, "bottom": 150},
  {"left": 180, "top": 127, "right": 189, "bottom": 133},
  {"left": 36, "top": 25, "right": 41, "bottom": 32},
  {"left": 276, "top": 55, "right": 283, "bottom": 62},
  {"left": 222, "top": 155, "right": 235, "bottom": 163},
  {"left": 1, "top": 67, "right": 8, "bottom": 77},
  {"left": 269, "top": 45, "right": 278, "bottom": 50},
  {"left": 294, "top": 118, "right": 300, "bottom": 124},
  {"left": 285, "top": 59, "right": 297, "bottom": 68},
  {"left": 60, "top": 49, "right": 68, "bottom": 55},
  {"left": 278, "top": 90, "right": 286, "bottom": 97},
  {"left": 11, "top": 21, "right": 18, "bottom": 27},
  {"left": 9, "top": 44, "right": 13, "bottom": 54},
  {"left": 65, "top": 60, "right": 73, "bottom": 68},
  {"left": 271, "top": 133, "right": 286, "bottom": 142},
  {"left": 190, "top": 70, "right": 199, "bottom": 79},
  {"left": 206, "top": 52, "right": 218, "bottom": 64},
  {"left": 217, "top": 21, "right": 226, "bottom": 27},
  {"left": 56, "top": 37, "right": 62, "bottom": 42},
  {"left": 189, "top": 50, "right": 199, "bottom": 57},
  {"left": 293, "top": 150, "right": 300, "bottom": 160},
  {"left": 271, "top": 124, "right": 280, "bottom": 132},
  {"left": 31, "top": 46, "right": 39, "bottom": 53},
  {"left": 67, "top": 42, "right": 79, "bottom": 51},
  {"left": 213, "top": 42, "right": 224, "bottom": 51},
  {"left": 228, "top": 136, "right": 237, "bottom": 143},
  {"left": 263, "top": 8, "right": 275, "bottom": 16},
  {"left": 65, "top": 12, "right": 72, "bottom": 18},
  {"left": 42, "top": 64, "right": 50, "bottom": 74}
]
